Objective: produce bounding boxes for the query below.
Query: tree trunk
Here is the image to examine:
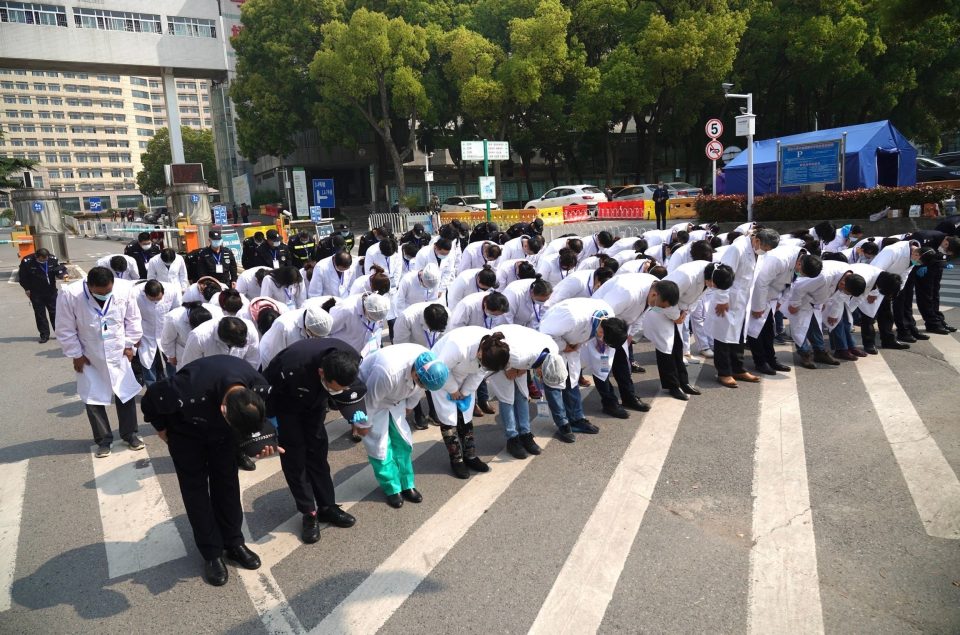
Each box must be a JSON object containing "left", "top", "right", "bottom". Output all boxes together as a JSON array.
[
  {"left": 385, "top": 134, "right": 406, "bottom": 200},
  {"left": 521, "top": 153, "right": 535, "bottom": 200}
]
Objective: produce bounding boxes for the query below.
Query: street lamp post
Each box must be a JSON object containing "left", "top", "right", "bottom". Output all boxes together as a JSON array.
[{"left": 724, "top": 86, "right": 755, "bottom": 221}]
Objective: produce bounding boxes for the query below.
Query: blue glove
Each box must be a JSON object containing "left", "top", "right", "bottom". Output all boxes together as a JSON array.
[
  {"left": 447, "top": 394, "right": 472, "bottom": 412},
  {"left": 352, "top": 411, "right": 368, "bottom": 424},
  {"left": 947, "top": 264, "right": 955, "bottom": 270}
]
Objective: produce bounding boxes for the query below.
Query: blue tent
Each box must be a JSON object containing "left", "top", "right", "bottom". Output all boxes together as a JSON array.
[{"left": 724, "top": 120, "right": 916, "bottom": 195}]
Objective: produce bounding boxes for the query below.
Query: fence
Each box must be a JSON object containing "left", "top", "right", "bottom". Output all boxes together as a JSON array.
[{"left": 368, "top": 212, "right": 439, "bottom": 234}]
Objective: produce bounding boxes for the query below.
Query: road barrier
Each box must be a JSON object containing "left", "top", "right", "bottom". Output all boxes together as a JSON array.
[{"left": 562, "top": 205, "right": 590, "bottom": 223}]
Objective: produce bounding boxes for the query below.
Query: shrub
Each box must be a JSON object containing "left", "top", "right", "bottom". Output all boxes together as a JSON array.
[{"left": 695, "top": 195, "right": 746, "bottom": 222}]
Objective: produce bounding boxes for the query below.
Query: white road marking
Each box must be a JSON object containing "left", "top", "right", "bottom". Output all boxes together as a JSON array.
[
  {"left": 91, "top": 444, "right": 187, "bottom": 579},
  {"left": 528, "top": 372, "right": 697, "bottom": 635},
  {"left": 748, "top": 370, "right": 824, "bottom": 634},
  {"left": 926, "top": 331, "right": 960, "bottom": 374},
  {"left": 855, "top": 353, "right": 960, "bottom": 539},
  {"left": 0, "top": 460, "right": 28, "bottom": 612}
]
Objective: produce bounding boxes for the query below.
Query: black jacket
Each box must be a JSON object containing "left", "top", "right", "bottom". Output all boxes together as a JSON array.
[
  {"left": 18, "top": 254, "right": 61, "bottom": 296},
  {"left": 288, "top": 235, "right": 317, "bottom": 268},
  {"left": 399, "top": 228, "right": 431, "bottom": 249},
  {"left": 262, "top": 338, "right": 366, "bottom": 419},
  {"left": 255, "top": 241, "right": 293, "bottom": 269},
  {"left": 123, "top": 240, "right": 161, "bottom": 279},
  {"left": 357, "top": 231, "right": 380, "bottom": 258},
  {"left": 506, "top": 221, "right": 543, "bottom": 239},
  {"left": 241, "top": 237, "right": 262, "bottom": 270},
  {"left": 653, "top": 186, "right": 670, "bottom": 208},
  {"left": 908, "top": 229, "right": 946, "bottom": 251},
  {"left": 196, "top": 246, "right": 238, "bottom": 284}
]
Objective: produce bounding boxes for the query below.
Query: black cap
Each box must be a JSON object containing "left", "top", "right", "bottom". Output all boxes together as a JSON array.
[
  {"left": 209, "top": 230, "right": 222, "bottom": 240},
  {"left": 137, "top": 231, "right": 151, "bottom": 241},
  {"left": 266, "top": 229, "right": 280, "bottom": 240},
  {"left": 236, "top": 420, "right": 279, "bottom": 458}
]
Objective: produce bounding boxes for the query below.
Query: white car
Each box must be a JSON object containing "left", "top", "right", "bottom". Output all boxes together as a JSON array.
[
  {"left": 440, "top": 195, "right": 500, "bottom": 213},
  {"left": 612, "top": 184, "right": 658, "bottom": 201},
  {"left": 525, "top": 185, "right": 608, "bottom": 210}
]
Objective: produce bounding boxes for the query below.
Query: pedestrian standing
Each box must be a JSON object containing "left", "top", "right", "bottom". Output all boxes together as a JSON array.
[
  {"left": 652, "top": 181, "right": 670, "bottom": 230},
  {"left": 18, "top": 248, "right": 63, "bottom": 343}
]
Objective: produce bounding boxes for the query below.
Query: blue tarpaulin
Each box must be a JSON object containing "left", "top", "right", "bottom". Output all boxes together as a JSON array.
[{"left": 724, "top": 120, "right": 917, "bottom": 195}]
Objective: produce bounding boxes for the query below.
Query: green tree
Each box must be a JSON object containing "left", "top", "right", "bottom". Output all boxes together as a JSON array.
[
  {"left": 0, "top": 128, "right": 35, "bottom": 188},
  {"left": 136, "top": 128, "right": 219, "bottom": 196},
  {"left": 309, "top": 8, "right": 430, "bottom": 198}
]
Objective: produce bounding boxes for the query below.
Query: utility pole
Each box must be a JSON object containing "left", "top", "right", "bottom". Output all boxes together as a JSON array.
[{"left": 483, "top": 139, "right": 491, "bottom": 222}]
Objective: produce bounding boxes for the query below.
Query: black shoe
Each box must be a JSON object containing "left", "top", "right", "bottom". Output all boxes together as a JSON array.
[
  {"left": 882, "top": 340, "right": 909, "bottom": 350},
  {"left": 401, "top": 488, "right": 422, "bottom": 503},
  {"left": 601, "top": 404, "right": 629, "bottom": 419},
  {"left": 864, "top": 346, "right": 879, "bottom": 355},
  {"left": 38, "top": 336, "right": 49, "bottom": 344},
  {"left": 386, "top": 493, "right": 403, "bottom": 509},
  {"left": 771, "top": 362, "right": 791, "bottom": 372},
  {"left": 203, "top": 557, "right": 228, "bottom": 586},
  {"left": 412, "top": 411, "right": 429, "bottom": 430},
  {"left": 668, "top": 387, "right": 689, "bottom": 401},
  {"left": 946, "top": 325, "right": 958, "bottom": 333},
  {"left": 680, "top": 383, "right": 702, "bottom": 396},
  {"left": 126, "top": 434, "right": 145, "bottom": 450},
  {"left": 555, "top": 425, "right": 576, "bottom": 443},
  {"left": 519, "top": 432, "right": 542, "bottom": 455},
  {"left": 350, "top": 431, "right": 362, "bottom": 443},
  {"left": 225, "top": 544, "right": 261, "bottom": 570},
  {"left": 464, "top": 456, "right": 490, "bottom": 472},
  {"left": 630, "top": 361, "right": 645, "bottom": 373},
  {"left": 477, "top": 401, "right": 496, "bottom": 415},
  {"left": 571, "top": 419, "right": 599, "bottom": 434},
  {"left": 237, "top": 453, "right": 256, "bottom": 471},
  {"left": 316, "top": 505, "right": 356, "bottom": 528},
  {"left": 927, "top": 325, "right": 951, "bottom": 335},
  {"left": 450, "top": 459, "right": 470, "bottom": 479},
  {"left": 621, "top": 398, "right": 651, "bottom": 412},
  {"left": 896, "top": 332, "right": 916, "bottom": 343},
  {"left": 302, "top": 514, "right": 320, "bottom": 544},
  {"left": 910, "top": 330, "right": 930, "bottom": 340},
  {"left": 506, "top": 436, "right": 527, "bottom": 460},
  {"left": 755, "top": 363, "right": 777, "bottom": 376}
]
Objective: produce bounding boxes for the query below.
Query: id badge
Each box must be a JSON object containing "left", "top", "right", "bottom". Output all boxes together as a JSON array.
[
  {"left": 599, "top": 353, "right": 610, "bottom": 376},
  {"left": 215, "top": 264, "right": 224, "bottom": 274},
  {"left": 100, "top": 319, "right": 110, "bottom": 340},
  {"left": 272, "top": 259, "right": 280, "bottom": 269}
]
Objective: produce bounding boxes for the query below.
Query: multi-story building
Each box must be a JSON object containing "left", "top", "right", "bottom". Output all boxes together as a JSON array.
[{"left": 0, "top": 67, "right": 212, "bottom": 212}]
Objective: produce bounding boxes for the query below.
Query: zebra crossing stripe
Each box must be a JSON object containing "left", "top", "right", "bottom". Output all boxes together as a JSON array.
[
  {"left": 854, "top": 353, "right": 960, "bottom": 539},
  {"left": 749, "top": 370, "right": 824, "bottom": 634},
  {"left": 0, "top": 460, "right": 28, "bottom": 612}
]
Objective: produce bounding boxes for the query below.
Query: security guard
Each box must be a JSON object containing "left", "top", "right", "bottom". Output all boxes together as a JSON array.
[
  {"left": 18, "top": 247, "right": 65, "bottom": 343},
  {"left": 288, "top": 228, "right": 317, "bottom": 268},
  {"left": 255, "top": 229, "right": 293, "bottom": 269},
  {"left": 141, "top": 355, "right": 277, "bottom": 586},
  {"left": 241, "top": 231, "right": 265, "bottom": 270},
  {"left": 196, "top": 230, "right": 238, "bottom": 287},
  {"left": 123, "top": 231, "right": 161, "bottom": 279},
  {"left": 262, "top": 338, "right": 367, "bottom": 544}
]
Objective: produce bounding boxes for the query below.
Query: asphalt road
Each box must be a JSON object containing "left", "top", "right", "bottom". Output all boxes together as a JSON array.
[{"left": 0, "top": 235, "right": 958, "bottom": 634}]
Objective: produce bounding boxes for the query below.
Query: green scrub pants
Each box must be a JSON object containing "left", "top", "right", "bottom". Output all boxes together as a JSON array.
[{"left": 369, "top": 415, "right": 415, "bottom": 496}]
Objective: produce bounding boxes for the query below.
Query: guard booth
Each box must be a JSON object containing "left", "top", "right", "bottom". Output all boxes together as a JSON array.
[{"left": 11, "top": 188, "right": 69, "bottom": 261}]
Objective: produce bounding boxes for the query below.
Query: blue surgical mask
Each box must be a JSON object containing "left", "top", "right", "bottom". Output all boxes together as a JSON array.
[
  {"left": 436, "top": 252, "right": 448, "bottom": 261},
  {"left": 211, "top": 240, "right": 223, "bottom": 248},
  {"left": 92, "top": 291, "right": 112, "bottom": 302}
]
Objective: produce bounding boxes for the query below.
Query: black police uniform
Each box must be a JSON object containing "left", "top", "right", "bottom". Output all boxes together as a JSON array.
[
  {"left": 255, "top": 240, "right": 293, "bottom": 269},
  {"left": 314, "top": 235, "right": 342, "bottom": 261},
  {"left": 141, "top": 356, "right": 270, "bottom": 560},
  {"left": 357, "top": 230, "right": 381, "bottom": 258},
  {"left": 262, "top": 338, "right": 366, "bottom": 515},
  {"left": 241, "top": 237, "right": 263, "bottom": 270},
  {"left": 196, "top": 245, "right": 237, "bottom": 286},
  {"left": 506, "top": 220, "right": 543, "bottom": 239},
  {"left": 18, "top": 253, "right": 61, "bottom": 341},
  {"left": 399, "top": 228, "right": 431, "bottom": 249},
  {"left": 123, "top": 239, "right": 161, "bottom": 279},
  {"left": 288, "top": 234, "right": 317, "bottom": 268},
  {"left": 468, "top": 222, "right": 498, "bottom": 243}
]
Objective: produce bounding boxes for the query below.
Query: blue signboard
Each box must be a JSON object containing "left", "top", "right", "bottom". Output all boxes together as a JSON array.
[
  {"left": 312, "top": 179, "right": 336, "bottom": 208},
  {"left": 191, "top": 194, "right": 200, "bottom": 204},
  {"left": 212, "top": 204, "right": 228, "bottom": 225},
  {"left": 31, "top": 201, "right": 44, "bottom": 213},
  {"left": 780, "top": 140, "right": 842, "bottom": 187},
  {"left": 309, "top": 206, "right": 324, "bottom": 223},
  {"left": 88, "top": 197, "right": 102, "bottom": 212}
]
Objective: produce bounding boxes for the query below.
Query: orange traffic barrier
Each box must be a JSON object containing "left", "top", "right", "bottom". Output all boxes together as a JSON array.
[
  {"left": 667, "top": 197, "right": 697, "bottom": 219},
  {"left": 12, "top": 231, "right": 34, "bottom": 258}
]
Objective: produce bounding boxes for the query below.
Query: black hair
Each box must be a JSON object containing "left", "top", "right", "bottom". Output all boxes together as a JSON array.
[
  {"left": 218, "top": 289, "right": 244, "bottom": 314},
  {"left": 109, "top": 255, "right": 127, "bottom": 272},
  {"left": 649, "top": 265, "right": 668, "bottom": 279},
  {"left": 187, "top": 305, "right": 213, "bottom": 328},
  {"left": 726, "top": 230, "right": 742, "bottom": 244},
  {"left": 320, "top": 350, "right": 359, "bottom": 386},
  {"left": 705, "top": 262, "right": 734, "bottom": 290},
  {"left": 476, "top": 265, "right": 499, "bottom": 289},
  {"left": 844, "top": 273, "right": 867, "bottom": 297},
  {"left": 526, "top": 235, "right": 543, "bottom": 254},
  {"left": 821, "top": 252, "right": 848, "bottom": 262},
  {"left": 597, "top": 231, "right": 615, "bottom": 248},
  {"left": 530, "top": 275, "right": 553, "bottom": 297},
  {"left": 483, "top": 291, "right": 509, "bottom": 313},
  {"left": 434, "top": 238, "right": 453, "bottom": 252},
  {"left": 199, "top": 280, "right": 220, "bottom": 301},
  {"left": 137, "top": 231, "right": 151, "bottom": 241},
  {"left": 483, "top": 242, "right": 502, "bottom": 261},
  {"left": 860, "top": 241, "right": 880, "bottom": 257},
  {"left": 813, "top": 221, "right": 837, "bottom": 244},
  {"left": 875, "top": 271, "right": 902, "bottom": 297},
  {"left": 709, "top": 236, "right": 724, "bottom": 249},
  {"left": 532, "top": 217, "right": 544, "bottom": 231},
  {"left": 253, "top": 231, "right": 265, "bottom": 240},
  {"left": 87, "top": 266, "right": 114, "bottom": 288},
  {"left": 333, "top": 251, "right": 353, "bottom": 269},
  {"left": 402, "top": 242, "right": 419, "bottom": 259},
  {"left": 565, "top": 238, "right": 584, "bottom": 254},
  {"left": 160, "top": 247, "right": 176, "bottom": 264},
  {"left": 881, "top": 236, "right": 900, "bottom": 248},
  {"left": 600, "top": 317, "right": 628, "bottom": 348},
  {"left": 689, "top": 240, "right": 713, "bottom": 262},
  {"left": 439, "top": 225, "right": 458, "bottom": 241},
  {"left": 256, "top": 307, "right": 280, "bottom": 335},
  {"left": 423, "top": 303, "right": 448, "bottom": 331},
  {"left": 217, "top": 316, "right": 248, "bottom": 348},
  {"left": 255, "top": 268, "right": 271, "bottom": 284},
  {"left": 632, "top": 238, "right": 648, "bottom": 253},
  {"left": 367, "top": 265, "right": 390, "bottom": 294},
  {"left": 516, "top": 261, "right": 537, "bottom": 279},
  {"left": 654, "top": 280, "right": 680, "bottom": 306},
  {"left": 35, "top": 248, "right": 50, "bottom": 258},
  {"left": 597, "top": 254, "right": 620, "bottom": 273},
  {"left": 223, "top": 387, "right": 266, "bottom": 435},
  {"left": 558, "top": 247, "right": 578, "bottom": 270},
  {"left": 329, "top": 234, "right": 346, "bottom": 250},
  {"left": 800, "top": 254, "right": 823, "bottom": 278},
  {"left": 320, "top": 297, "right": 337, "bottom": 311},
  {"left": 674, "top": 230, "right": 690, "bottom": 245},
  {"left": 594, "top": 267, "right": 614, "bottom": 285},
  {"left": 379, "top": 236, "right": 398, "bottom": 257},
  {"left": 802, "top": 237, "right": 822, "bottom": 256},
  {"left": 478, "top": 332, "right": 510, "bottom": 371},
  {"left": 144, "top": 279, "right": 164, "bottom": 298},
  {"left": 849, "top": 225, "right": 863, "bottom": 235},
  {"left": 270, "top": 266, "right": 302, "bottom": 287}
]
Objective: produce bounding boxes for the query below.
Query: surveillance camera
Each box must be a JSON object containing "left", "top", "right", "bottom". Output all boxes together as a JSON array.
[
  {"left": 722, "top": 82, "right": 734, "bottom": 94},
  {"left": 739, "top": 106, "right": 748, "bottom": 114},
  {"left": 281, "top": 210, "right": 293, "bottom": 218}
]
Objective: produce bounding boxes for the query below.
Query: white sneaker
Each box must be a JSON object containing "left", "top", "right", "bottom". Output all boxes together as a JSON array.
[
  {"left": 700, "top": 348, "right": 714, "bottom": 359},
  {"left": 684, "top": 354, "right": 702, "bottom": 365}
]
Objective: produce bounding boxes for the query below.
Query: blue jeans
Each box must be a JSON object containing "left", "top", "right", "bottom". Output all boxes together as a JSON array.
[
  {"left": 477, "top": 380, "right": 489, "bottom": 404},
  {"left": 829, "top": 313, "right": 856, "bottom": 350},
  {"left": 797, "top": 318, "right": 826, "bottom": 353},
  {"left": 498, "top": 384, "right": 531, "bottom": 439},
  {"left": 141, "top": 353, "right": 170, "bottom": 386},
  {"left": 544, "top": 382, "right": 584, "bottom": 428}
]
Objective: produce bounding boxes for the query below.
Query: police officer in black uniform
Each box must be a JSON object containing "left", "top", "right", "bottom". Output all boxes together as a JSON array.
[
  {"left": 314, "top": 232, "right": 347, "bottom": 261},
  {"left": 262, "top": 338, "right": 367, "bottom": 544},
  {"left": 506, "top": 217, "right": 544, "bottom": 239},
  {"left": 141, "top": 355, "right": 277, "bottom": 586},
  {"left": 255, "top": 229, "right": 293, "bottom": 269},
  {"left": 123, "top": 231, "right": 161, "bottom": 279},
  {"left": 399, "top": 222, "right": 431, "bottom": 249},
  {"left": 358, "top": 223, "right": 391, "bottom": 258},
  {"left": 196, "top": 229, "right": 238, "bottom": 287},
  {"left": 241, "top": 231, "right": 265, "bottom": 270},
  {"left": 288, "top": 228, "right": 317, "bottom": 268},
  {"left": 18, "top": 248, "right": 65, "bottom": 343}
]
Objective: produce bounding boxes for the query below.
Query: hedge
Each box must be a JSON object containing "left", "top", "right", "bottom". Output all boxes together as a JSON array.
[{"left": 694, "top": 185, "right": 953, "bottom": 223}]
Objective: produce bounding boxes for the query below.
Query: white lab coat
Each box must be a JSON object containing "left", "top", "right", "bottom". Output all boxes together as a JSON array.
[
  {"left": 495, "top": 258, "right": 527, "bottom": 289},
  {"left": 55, "top": 279, "right": 143, "bottom": 405},
  {"left": 544, "top": 269, "right": 598, "bottom": 308},
  {"left": 666, "top": 243, "right": 695, "bottom": 272},
  {"left": 746, "top": 244, "right": 802, "bottom": 338},
  {"left": 538, "top": 298, "right": 615, "bottom": 382},
  {"left": 870, "top": 238, "right": 919, "bottom": 288},
  {"left": 308, "top": 255, "right": 356, "bottom": 299},
  {"left": 134, "top": 281, "right": 182, "bottom": 367},
  {"left": 644, "top": 244, "right": 670, "bottom": 265},
  {"left": 844, "top": 263, "right": 885, "bottom": 319},
  {"left": 182, "top": 279, "right": 225, "bottom": 304},
  {"left": 393, "top": 301, "right": 446, "bottom": 348},
  {"left": 96, "top": 254, "right": 139, "bottom": 280},
  {"left": 258, "top": 307, "right": 313, "bottom": 368},
  {"left": 708, "top": 235, "right": 760, "bottom": 344},
  {"left": 328, "top": 294, "right": 384, "bottom": 357},
  {"left": 500, "top": 236, "right": 532, "bottom": 262},
  {"left": 538, "top": 236, "right": 578, "bottom": 261},
  {"left": 236, "top": 266, "right": 270, "bottom": 300},
  {"left": 616, "top": 259, "right": 654, "bottom": 275},
  {"left": 260, "top": 276, "right": 307, "bottom": 310},
  {"left": 394, "top": 269, "right": 442, "bottom": 315},
  {"left": 783, "top": 260, "right": 852, "bottom": 347},
  {"left": 180, "top": 316, "right": 260, "bottom": 369},
  {"left": 536, "top": 253, "right": 575, "bottom": 286},
  {"left": 414, "top": 244, "right": 456, "bottom": 294},
  {"left": 145, "top": 254, "right": 188, "bottom": 291},
  {"left": 363, "top": 246, "right": 402, "bottom": 319},
  {"left": 645, "top": 262, "right": 708, "bottom": 354},
  {"left": 430, "top": 325, "right": 491, "bottom": 426},
  {"left": 356, "top": 344, "right": 428, "bottom": 460},
  {"left": 449, "top": 291, "right": 505, "bottom": 330},
  {"left": 160, "top": 304, "right": 223, "bottom": 363},
  {"left": 488, "top": 324, "right": 559, "bottom": 404},
  {"left": 446, "top": 268, "right": 487, "bottom": 309},
  {"left": 457, "top": 241, "right": 499, "bottom": 274},
  {"left": 641, "top": 229, "right": 672, "bottom": 248},
  {"left": 607, "top": 236, "right": 644, "bottom": 257},
  {"left": 502, "top": 278, "right": 546, "bottom": 328},
  {"left": 578, "top": 233, "right": 608, "bottom": 262},
  {"left": 592, "top": 272, "right": 656, "bottom": 339}
]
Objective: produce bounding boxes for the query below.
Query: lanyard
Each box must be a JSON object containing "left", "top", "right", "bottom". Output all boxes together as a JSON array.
[
  {"left": 404, "top": 258, "right": 411, "bottom": 272},
  {"left": 83, "top": 282, "right": 113, "bottom": 318},
  {"left": 336, "top": 269, "right": 344, "bottom": 286},
  {"left": 41, "top": 260, "right": 49, "bottom": 283},
  {"left": 423, "top": 329, "right": 437, "bottom": 347},
  {"left": 272, "top": 249, "right": 279, "bottom": 262},
  {"left": 587, "top": 273, "right": 594, "bottom": 296},
  {"left": 283, "top": 286, "right": 294, "bottom": 302},
  {"left": 560, "top": 267, "right": 569, "bottom": 280},
  {"left": 593, "top": 236, "right": 599, "bottom": 253},
  {"left": 595, "top": 339, "right": 607, "bottom": 354},
  {"left": 531, "top": 293, "right": 542, "bottom": 323},
  {"left": 361, "top": 316, "right": 377, "bottom": 332},
  {"left": 212, "top": 251, "right": 222, "bottom": 265},
  {"left": 483, "top": 312, "right": 492, "bottom": 329}
]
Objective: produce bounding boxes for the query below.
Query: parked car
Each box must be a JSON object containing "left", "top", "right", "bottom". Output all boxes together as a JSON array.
[
  {"left": 440, "top": 195, "right": 500, "bottom": 213},
  {"left": 666, "top": 182, "right": 703, "bottom": 198},
  {"left": 612, "top": 184, "right": 658, "bottom": 201},
  {"left": 525, "top": 185, "right": 607, "bottom": 210},
  {"left": 931, "top": 152, "right": 960, "bottom": 168},
  {"left": 917, "top": 156, "right": 960, "bottom": 182}
]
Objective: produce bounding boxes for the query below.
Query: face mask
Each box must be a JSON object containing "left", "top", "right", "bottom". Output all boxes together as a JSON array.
[
  {"left": 211, "top": 240, "right": 223, "bottom": 248},
  {"left": 939, "top": 246, "right": 949, "bottom": 255},
  {"left": 322, "top": 379, "right": 344, "bottom": 396},
  {"left": 910, "top": 259, "right": 919, "bottom": 266},
  {"left": 140, "top": 242, "right": 152, "bottom": 250},
  {"left": 91, "top": 291, "right": 112, "bottom": 302},
  {"left": 436, "top": 251, "right": 448, "bottom": 260},
  {"left": 271, "top": 240, "right": 281, "bottom": 248}
]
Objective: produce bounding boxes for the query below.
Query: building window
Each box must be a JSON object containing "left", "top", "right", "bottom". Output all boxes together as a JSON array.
[
  {"left": 167, "top": 16, "right": 215, "bottom": 38},
  {"left": 138, "top": 140, "right": 149, "bottom": 149},
  {"left": 48, "top": 169, "right": 60, "bottom": 178},
  {"left": 133, "top": 102, "right": 150, "bottom": 111},
  {"left": 32, "top": 82, "right": 45, "bottom": 90},
  {"left": 0, "top": 2, "right": 68, "bottom": 27},
  {"left": 73, "top": 8, "right": 161, "bottom": 33},
  {"left": 137, "top": 128, "right": 153, "bottom": 137},
  {"left": 131, "top": 89, "right": 149, "bottom": 99},
  {"left": 130, "top": 77, "right": 148, "bottom": 87},
  {"left": 134, "top": 115, "right": 152, "bottom": 124},
  {"left": 45, "top": 153, "right": 57, "bottom": 162}
]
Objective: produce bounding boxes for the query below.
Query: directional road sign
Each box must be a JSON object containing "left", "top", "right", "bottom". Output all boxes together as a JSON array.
[
  {"left": 88, "top": 197, "right": 102, "bottom": 212},
  {"left": 31, "top": 201, "right": 44, "bottom": 213},
  {"left": 312, "top": 179, "right": 336, "bottom": 208},
  {"left": 461, "top": 140, "right": 510, "bottom": 161}
]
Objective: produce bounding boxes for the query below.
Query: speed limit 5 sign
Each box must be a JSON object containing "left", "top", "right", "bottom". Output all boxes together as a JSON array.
[{"left": 705, "top": 118, "right": 723, "bottom": 139}]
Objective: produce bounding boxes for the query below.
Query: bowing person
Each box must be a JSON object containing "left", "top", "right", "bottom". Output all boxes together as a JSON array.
[{"left": 392, "top": 302, "right": 449, "bottom": 429}]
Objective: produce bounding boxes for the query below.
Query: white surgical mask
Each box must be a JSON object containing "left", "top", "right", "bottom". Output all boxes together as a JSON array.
[
  {"left": 270, "top": 240, "right": 282, "bottom": 248},
  {"left": 140, "top": 242, "right": 152, "bottom": 250},
  {"left": 211, "top": 239, "right": 223, "bottom": 248},
  {"left": 322, "top": 379, "right": 344, "bottom": 396},
  {"left": 91, "top": 291, "right": 112, "bottom": 302},
  {"left": 939, "top": 246, "right": 949, "bottom": 255},
  {"left": 436, "top": 252, "right": 448, "bottom": 261}
]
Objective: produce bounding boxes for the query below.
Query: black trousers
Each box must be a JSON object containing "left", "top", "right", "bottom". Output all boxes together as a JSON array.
[
  {"left": 893, "top": 273, "right": 917, "bottom": 334},
  {"left": 655, "top": 324, "right": 689, "bottom": 389},
  {"left": 30, "top": 293, "right": 57, "bottom": 339},
  {"left": 915, "top": 265, "right": 944, "bottom": 328},
  {"left": 654, "top": 206, "right": 667, "bottom": 230},
  {"left": 713, "top": 340, "right": 746, "bottom": 376},
  {"left": 856, "top": 310, "right": 877, "bottom": 349},
  {"left": 593, "top": 345, "right": 636, "bottom": 407},
  {"left": 747, "top": 312, "right": 777, "bottom": 367},
  {"left": 875, "top": 294, "right": 899, "bottom": 344},
  {"left": 85, "top": 396, "right": 138, "bottom": 445},
  {"left": 167, "top": 426, "right": 244, "bottom": 561},
  {"left": 276, "top": 409, "right": 335, "bottom": 514}
]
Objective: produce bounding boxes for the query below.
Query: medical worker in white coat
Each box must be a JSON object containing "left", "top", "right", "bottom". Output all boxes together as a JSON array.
[
  {"left": 327, "top": 292, "right": 391, "bottom": 357},
  {"left": 414, "top": 238, "right": 456, "bottom": 294},
  {"left": 457, "top": 240, "right": 502, "bottom": 274},
  {"left": 543, "top": 267, "right": 612, "bottom": 308},
  {"left": 180, "top": 316, "right": 260, "bottom": 369},
  {"left": 145, "top": 248, "right": 189, "bottom": 291},
  {"left": 445, "top": 265, "right": 498, "bottom": 309},
  {"left": 394, "top": 263, "right": 441, "bottom": 315},
  {"left": 355, "top": 345, "right": 449, "bottom": 508},
  {"left": 429, "top": 327, "right": 511, "bottom": 479},
  {"left": 308, "top": 251, "right": 356, "bottom": 299},
  {"left": 499, "top": 234, "right": 543, "bottom": 263},
  {"left": 258, "top": 304, "right": 334, "bottom": 369},
  {"left": 96, "top": 254, "right": 139, "bottom": 280},
  {"left": 392, "top": 301, "right": 448, "bottom": 429},
  {"left": 745, "top": 244, "right": 809, "bottom": 375},
  {"left": 134, "top": 279, "right": 182, "bottom": 384},
  {"left": 160, "top": 303, "right": 221, "bottom": 369},
  {"left": 235, "top": 265, "right": 271, "bottom": 300},
  {"left": 259, "top": 267, "right": 308, "bottom": 310},
  {"left": 56, "top": 266, "right": 144, "bottom": 457}
]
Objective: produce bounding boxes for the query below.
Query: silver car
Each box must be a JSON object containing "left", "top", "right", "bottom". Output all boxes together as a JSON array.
[{"left": 440, "top": 195, "right": 501, "bottom": 213}]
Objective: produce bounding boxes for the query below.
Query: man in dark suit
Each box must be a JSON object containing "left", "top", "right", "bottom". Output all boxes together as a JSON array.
[
  {"left": 652, "top": 181, "right": 670, "bottom": 230},
  {"left": 19, "top": 248, "right": 65, "bottom": 343}
]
